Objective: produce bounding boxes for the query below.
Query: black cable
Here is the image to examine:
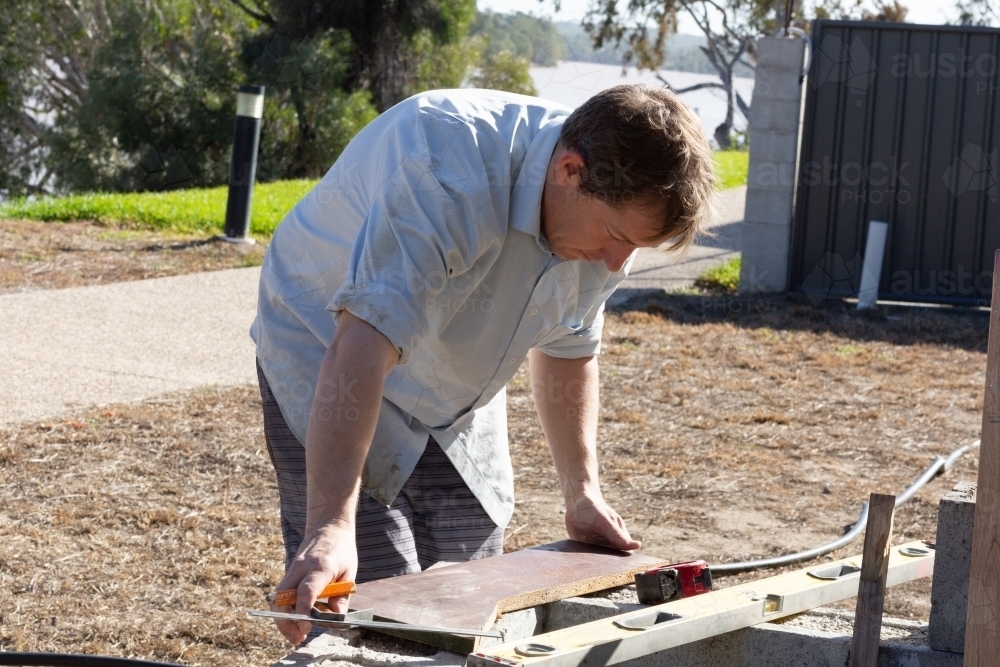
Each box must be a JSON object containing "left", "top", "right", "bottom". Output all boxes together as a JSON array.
[
  {"left": 0, "top": 653, "right": 189, "bottom": 667},
  {"left": 710, "top": 440, "right": 978, "bottom": 575}
]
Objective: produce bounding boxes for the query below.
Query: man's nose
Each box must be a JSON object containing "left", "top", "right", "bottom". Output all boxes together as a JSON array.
[{"left": 602, "top": 243, "right": 635, "bottom": 272}]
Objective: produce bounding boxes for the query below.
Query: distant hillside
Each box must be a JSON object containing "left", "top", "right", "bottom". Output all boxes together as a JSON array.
[
  {"left": 556, "top": 21, "right": 754, "bottom": 77},
  {"left": 471, "top": 11, "right": 754, "bottom": 77},
  {"left": 471, "top": 11, "right": 566, "bottom": 66}
]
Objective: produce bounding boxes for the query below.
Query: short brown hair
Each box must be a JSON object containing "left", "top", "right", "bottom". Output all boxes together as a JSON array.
[{"left": 559, "top": 84, "right": 716, "bottom": 252}]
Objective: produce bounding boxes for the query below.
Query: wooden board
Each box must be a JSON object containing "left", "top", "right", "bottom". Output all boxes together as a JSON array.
[
  {"left": 964, "top": 249, "right": 1000, "bottom": 665},
  {"left": 348, "top": 540, "right": 667, "bottom": 652},
  {"left": 850, "top": 493, "right": 894, "bottom": 667}
]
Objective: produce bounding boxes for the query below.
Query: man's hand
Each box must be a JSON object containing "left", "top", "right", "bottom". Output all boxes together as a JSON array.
[
  {"left": 528, "top": 349, "right": 641, "bottom": 552},
  {"left": 270, "top": 522, "right": 358, "bottom": 645},
  {"left": 271, "top": 311, "right": 398, "bottom": 645},
  {"left": 565, "top": 491, "right": 641, "bottom": 551}
]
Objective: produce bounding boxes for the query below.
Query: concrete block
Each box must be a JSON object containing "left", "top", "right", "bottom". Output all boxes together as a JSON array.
[
  {"left": 748, "top": 131, "right": 800, "bottom": 168},
  {"left": 478, "top": 607, "right": 545, "bottom": 651},
  {"left": 752, "top": 69, "right": 806, "bottom": 103},
  {"left": 614, "top": 609, "right": 963, "bottom": 667},
  {"left": 929, "top": 481, "right": 977, "bottom": 653},
  {"left": 743, "top": 187, "right": 795, "bottom": 224},
  {"left": 747, "top": 159, "right": 798, "bottom": 193},
  {"left": 748, "top": 97, "right": 804, "bottom": 133},
  {"left": 273, "top": 628, "right": 465, "bottom": 666},
  {"left": 755, "top": 38, "right": 807, "bottom": 77},
  {"left": 545, "top": 596, "right": 645, "bottom": 632},
  {"left": 740, "top": 220, "right": 791, "bottom": 293}
]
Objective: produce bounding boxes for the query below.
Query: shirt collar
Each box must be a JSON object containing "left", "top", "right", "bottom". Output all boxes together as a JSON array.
[{"left": 509, "top": 121, "right": 564, "bottom": 253}]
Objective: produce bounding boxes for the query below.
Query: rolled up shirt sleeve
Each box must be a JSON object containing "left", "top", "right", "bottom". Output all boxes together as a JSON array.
[
  {"left": 534, "top": 250, "right": 637, "bottom": 359},
  {"left": 534, "top": 304, "right": 605, "bottom": 359},
  {"left": 328, "top": 154, "right": 501, "bottom": 364}
]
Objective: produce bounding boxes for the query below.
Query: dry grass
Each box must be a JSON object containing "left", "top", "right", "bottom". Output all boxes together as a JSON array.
[
  {"left": 0, "top": 220, "right": 265, "bottom": 295},
  {"left": 0, "top": 291, "right": 989, "bottom": 664},
  {"left": 505, "top": 293, "right": 986, "bottom": 620},
  {"left": 0, "top": 387, "right": 288, "bottom": 666}
]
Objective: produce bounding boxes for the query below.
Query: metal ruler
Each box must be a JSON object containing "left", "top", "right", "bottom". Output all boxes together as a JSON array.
[
  {"left": 249, "top": 608, "right": 502, "bottom": 639},
  {"left": 467, "top": 540, "right": 935, "bottom": 667}
]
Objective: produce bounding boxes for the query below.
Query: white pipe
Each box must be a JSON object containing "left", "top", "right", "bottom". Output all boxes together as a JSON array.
[{"left": 857, "top": 221, "right": 889, "bottom": 310}]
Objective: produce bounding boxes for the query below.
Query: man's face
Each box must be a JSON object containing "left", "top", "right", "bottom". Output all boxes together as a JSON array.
[{"left": 541, "top": 145, "right": 667, "bottom": 272}]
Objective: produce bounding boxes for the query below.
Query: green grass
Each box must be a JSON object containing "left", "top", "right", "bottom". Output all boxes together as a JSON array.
[
  {"left": 713, "top": 150, "right": 749, "bottom": 190},
  {"left": 695, "top": 256, "right": 741, "bottom": 292},
  {"left": 0, "top": 179, "right": 318, "bottom": 237},
  {"left": 2, "top": 149, "right": 747, "bottom": 234}
]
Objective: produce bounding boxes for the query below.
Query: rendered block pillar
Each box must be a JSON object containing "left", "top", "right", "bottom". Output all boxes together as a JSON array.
[
  {"left": 739, "top": 37, "right": 807, "bottom": 294},
  {"left": 928, "top": 481, "right": 977, "bottom": 653}
]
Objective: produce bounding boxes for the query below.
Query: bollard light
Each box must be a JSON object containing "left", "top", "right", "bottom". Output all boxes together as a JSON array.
[{"left": 221, "top": 84, "right": 265, "bottom": 244}]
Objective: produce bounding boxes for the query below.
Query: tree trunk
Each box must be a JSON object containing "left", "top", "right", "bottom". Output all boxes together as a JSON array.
[{"left": 713, "top": 65, "right": 736, "bottom": 149}]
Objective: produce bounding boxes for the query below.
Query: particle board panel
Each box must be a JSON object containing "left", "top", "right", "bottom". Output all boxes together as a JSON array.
[{"left": 348, "top": 540, "right": 667, "bottom": 653}]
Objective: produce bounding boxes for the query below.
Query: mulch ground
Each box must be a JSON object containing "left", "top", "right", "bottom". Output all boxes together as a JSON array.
[
  {"left": 0, "top": 224, "right": 990, "bottom": 665},
  {"left": 0, "top": 220, "right": 265, "bottom": 294}
]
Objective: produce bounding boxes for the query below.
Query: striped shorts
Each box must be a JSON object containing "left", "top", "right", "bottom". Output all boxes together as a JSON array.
[{"left": 257, "top": 362, "right": 503, "bottom": 582}]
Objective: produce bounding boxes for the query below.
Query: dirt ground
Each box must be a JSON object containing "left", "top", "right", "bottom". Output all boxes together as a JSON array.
[
  {"left": 0, "top": 220, "right": 265, "bottom": 294},
  {"left": 0, "top": 224, "right": 989, "bottom": 665}
]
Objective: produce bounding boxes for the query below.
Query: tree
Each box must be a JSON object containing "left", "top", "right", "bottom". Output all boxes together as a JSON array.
[
  {"left": 955, "top": 0, "right": 999, "bottom": 25},
  {"left": 0, "top": 0, "right": 111, "bottom": 196},
  {"left": 584, "top": 0, "right": 797, "bottom": 149},
  {"left": 50, "top": 0, "right": 253, "bottom": 192},
  {"left": 581, "top": 0, "right": 907, "bottom": 149},
  {"left": 469, "top": 51, "right": 539, "bottom": 95},
  {"left": 0, "top": 0, "right": 382, "bottom": 195},
  {"left": 240, "top": 29, "right": 378, "bottom": 180},
  {"left": 235, "top": 0, "right": 478, "bottom": 112},
  {"left": 470, "top": 11, "right": 566, "bottom": 65},
  {"left": 813, "top": 0, "right": 909, "bottom": 21}
]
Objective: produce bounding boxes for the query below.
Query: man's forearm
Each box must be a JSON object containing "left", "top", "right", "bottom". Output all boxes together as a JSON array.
[
  {"left": 529, "top": 349, "right": 640, "bottom": 550},
  {"left": 305, "top": 312, "right": 399, "bottom": 535},
  {"left": 528, "top": 349, "right": 601, "bottom": 500}
]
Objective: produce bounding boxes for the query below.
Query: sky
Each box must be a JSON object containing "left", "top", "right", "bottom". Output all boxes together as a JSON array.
[{"left": 476, "top": 0, "right": 963, "bottom": 34}]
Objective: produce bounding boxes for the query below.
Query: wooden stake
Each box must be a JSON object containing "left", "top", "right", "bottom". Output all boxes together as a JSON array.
[
  {"left": 964, "top": 249, "right": 1000, "bottom": 666},
  {"left": 849, "top": 492, "right": 896, "bottom": 667}
]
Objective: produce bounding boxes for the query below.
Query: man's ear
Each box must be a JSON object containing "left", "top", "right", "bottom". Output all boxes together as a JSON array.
[{"left": 554, "top": 149, "right": 587, "bottom": 188}]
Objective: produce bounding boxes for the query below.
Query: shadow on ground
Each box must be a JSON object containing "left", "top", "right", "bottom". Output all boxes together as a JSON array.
[{"left": 609, "top": 288, "right": 990, "bottom": 352}]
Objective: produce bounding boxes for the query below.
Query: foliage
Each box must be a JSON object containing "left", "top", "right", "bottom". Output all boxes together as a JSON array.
[
  {"left": 253, "top": 0, "right": 478, "bottom": 112},
  {"left": 0, "top": 179, "right": 317, "bottom": 236},
  {"left": 241, "top": 29, "right": 379, "bottom": 180},
  {"left": 557, "top": 23, "right": 754, "bottom": 75},
  {"left": 713, "top": 150, "right": 749, "bottom": 190},
  {"left": 0, "top": 0, "right": 116, "bottom": 197},
  {"left": 470, "top": 11, "right": 566, "bottom": 65},
  {"left": 581, "top": 0, "right": 803, "bottom": 149},
  {"left": 0, "top": 0, "right": 381, "bottom": 196},
  {"left": 955, "top": 0, "right": 999, "bottom": 25},
  {"left": 46, "top": 0, "right": 251, "bottom": 193},
  {"left": 407, "top": 30, "right": 484, "bottom": 95},
  {"left": 469, "top": 52, "right": 538, "bottom": 96},
  {"left": 812, "top": 0, "right": 909, "bottom": 21},
  {"left": 694, "top": 256, "right": 741, "bottom": 292}
]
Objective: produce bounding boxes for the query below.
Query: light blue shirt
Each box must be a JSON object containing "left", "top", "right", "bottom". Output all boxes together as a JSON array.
[{"left": 251, "top": 89, "right": 634, "bottom": 528}]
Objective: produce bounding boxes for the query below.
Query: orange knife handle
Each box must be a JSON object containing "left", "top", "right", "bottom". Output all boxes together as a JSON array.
[{"left": 267, "top": 580, "right": 357, "bottom": 607}]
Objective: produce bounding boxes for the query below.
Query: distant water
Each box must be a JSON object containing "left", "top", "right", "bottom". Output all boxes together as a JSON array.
[{"left": 529, "top": 61, "right": 755, "bottom": 141}]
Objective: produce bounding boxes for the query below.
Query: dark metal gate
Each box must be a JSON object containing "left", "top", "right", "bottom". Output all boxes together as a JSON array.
[{"left": 791, "top": 19, "right": 1000, "bottom": 306}]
